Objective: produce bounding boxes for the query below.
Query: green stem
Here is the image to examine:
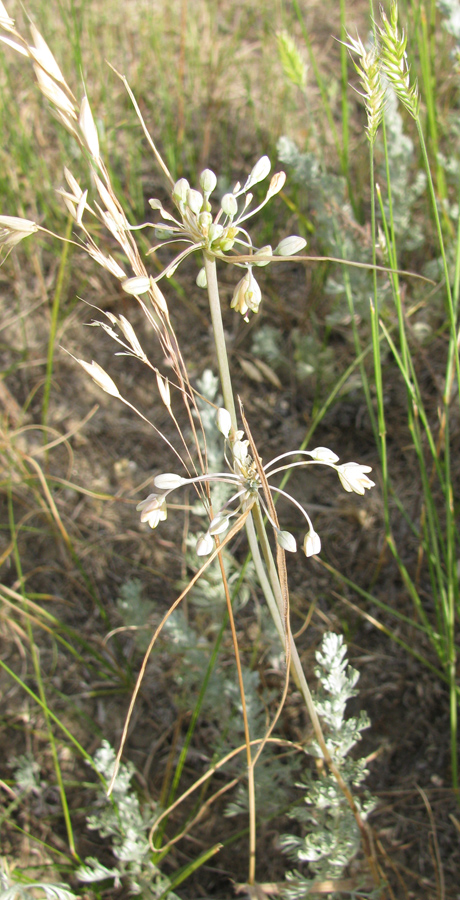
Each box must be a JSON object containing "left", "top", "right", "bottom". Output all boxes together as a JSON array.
[
  {"left": 203, "top": 254, "right": 237, "bottom": 428},
  {"left": 42, "top": 216, "right": 73, "bottom": 431}
]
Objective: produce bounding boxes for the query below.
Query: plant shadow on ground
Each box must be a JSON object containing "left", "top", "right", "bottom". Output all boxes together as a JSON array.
[{"left": 1, "top": 0, "right": 460, "bottom": 898}]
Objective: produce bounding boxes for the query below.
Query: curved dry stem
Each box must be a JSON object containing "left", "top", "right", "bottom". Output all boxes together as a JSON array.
[
  {"left": 107, "top": 507, "right": 252, "bottom": 795},
  {"left": 219, "top": 251, "right": 434, "bottom": 284},
  {"left": 148, "top": 737, "right": 305, "bottom": 851}
]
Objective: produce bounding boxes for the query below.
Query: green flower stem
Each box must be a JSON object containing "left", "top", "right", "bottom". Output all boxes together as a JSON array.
[
  {"left": 203, "top": 255, "right": 378, "bottom": 878},
  {"left": 203, "top": 254, "right": 237, "bottom": 429}
]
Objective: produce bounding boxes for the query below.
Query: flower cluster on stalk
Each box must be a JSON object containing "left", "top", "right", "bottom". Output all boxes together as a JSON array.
[
  {"left": 147, "top": 158, "right": 306, "bottom": 320},
  {"left": 137, "top": 408, "right": 375, "bottom": 559}
]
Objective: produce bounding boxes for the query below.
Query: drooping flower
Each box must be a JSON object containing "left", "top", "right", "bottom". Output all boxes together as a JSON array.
[
  {"left": 230, "top": 268, "right": 262, "bottom": 320},
  {"left": 136, "top": 493, "right": 167, "bottom": 528},
  {"left": 336, "top": 462, "right": 375, "bottom": 495},
  {"left": 136, "top": 412, "right": 375, "bottom": 558},
  {"left": 303, "top": 529, "right": 321, "bottom": 557}
]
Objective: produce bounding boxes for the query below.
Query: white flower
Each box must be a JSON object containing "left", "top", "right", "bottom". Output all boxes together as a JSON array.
[
  {"left": 230, "top": 268, "right": 262, "bottom": 318},
  {"left": 147, "top": 154, "right": 286, "bottom": 288},
  {"left": 337, "top": 462, "right": 375, "bottom": 495},
  {"left": 196, "top": 533, "right": 214, "bottom": 556},
  {"left": 136, "top": 493, "right": 167, "bottom": 528},
  {"left": 303, "top": 530, "right": 321, "bottom": 557}
]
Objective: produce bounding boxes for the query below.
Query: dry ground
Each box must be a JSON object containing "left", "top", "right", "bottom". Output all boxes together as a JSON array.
[{"left": 1, "top": 0, "right": 460, "bottom": 897}]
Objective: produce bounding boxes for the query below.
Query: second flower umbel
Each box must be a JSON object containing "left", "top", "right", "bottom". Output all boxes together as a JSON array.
[{"left": 137, "top": 409, "right": 375, "bottom": 559}]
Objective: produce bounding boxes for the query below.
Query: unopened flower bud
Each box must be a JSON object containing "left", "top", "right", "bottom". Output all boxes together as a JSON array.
[
  {"left": 244, "top": 155, "right": 271, "bottom": 191},
  {"left": 186, "top": 189, "right": 203, "bottom": 215},
  {"left": 303, "top": 529, "right": 321, "bottom": 557},
  {"left": 277, "top": 530, "right": 297, "bottom": 552},
  {"left": 309, "top": 447, "right": 340, "bottom": 463},
  {"left": 153, "top": 473, "right": 186, "bottom": 491},
  {"left": 221, "top": 193, "right": 238, "bottom": 218},
  {"left": 275, "top": 235, "right": 307, "bottom": 256},
  {"left": 121, "top": 276, "right": 151, "bottom": 296},
  {"left": 196, "top": 267, "right": 207, "bottom": 288},
  {"left": 252, "top": 245, "right": 272, "bottom": 267},
  {"left": 216, "top": 407, "right": 232, "bottom": 437},
  {"left": 200, "top": 168, "right": 217, "bottom": 195},
  {"left": 266, "top": 171, "right": 286, "bottom": 199},
  {"left": 218, "top": 227, "right": 237, "bottom": 252},
  {"left": 208, "top": 223, "right": 224, "bottom": 243},
  {"left": 172, "top": 178, "right": 189, "bottom": 205},
  {"left": 196, "top": 533, "right": 214, "bottom": 556},
  {"left": 208, "top": 514, "right": 230, "bottom": 536},
  {"left": 198, "top": 211, "right": 212, "bottom": 234},
  {"left": 154, "top": 224, "right": 176, "bottom": 240}
]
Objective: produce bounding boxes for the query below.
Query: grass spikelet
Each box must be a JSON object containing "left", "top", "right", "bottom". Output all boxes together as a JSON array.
[
  {"left": 345, "top": 32, "right": 386, "bottom": 144},
  {"left": 277, "top": 31, "right": 307, "bottom": 90},
  {"left": 378, "top": 1, "right": 419, "bottom": 119}
]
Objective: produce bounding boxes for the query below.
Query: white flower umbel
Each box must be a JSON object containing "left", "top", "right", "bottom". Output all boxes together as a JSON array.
[
  {"left": 136, "top": 410, "right": 375, "bottom": 556},
  {"left": 146, "top": 157, "right": 306, "bottom": 318}
]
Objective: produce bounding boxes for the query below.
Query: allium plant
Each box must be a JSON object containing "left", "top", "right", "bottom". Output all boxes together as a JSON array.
[{"left": 0, "top": 1, "right": 378, "bottom": 890}]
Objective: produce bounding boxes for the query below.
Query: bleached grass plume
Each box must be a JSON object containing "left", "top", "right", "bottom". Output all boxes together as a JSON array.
[{"left": 0, "top": 215, "right": 38, "bottom": 262}]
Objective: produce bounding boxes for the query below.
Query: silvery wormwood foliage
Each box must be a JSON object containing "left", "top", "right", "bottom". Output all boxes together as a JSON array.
[
  {"left": 280, "top": 633, "right": 376, "bottom": 900},
  {"left": 137, "top": 407, "right": 375, "bottom": 559},
  {"left": 75, "top": 741, "right": 180, "bottom": 898}
]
